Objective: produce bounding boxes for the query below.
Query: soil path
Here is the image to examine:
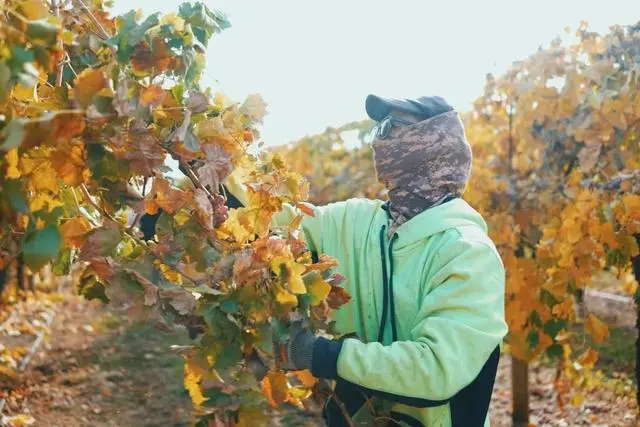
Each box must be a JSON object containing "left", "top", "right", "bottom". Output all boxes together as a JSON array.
[{"left": 1, "top": 293, "right": 637, "bottom": 426}]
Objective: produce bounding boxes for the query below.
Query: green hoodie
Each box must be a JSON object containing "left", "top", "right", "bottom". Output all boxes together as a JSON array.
[{"left": 225, "top": 177, "right": 507, "bottom": 427}]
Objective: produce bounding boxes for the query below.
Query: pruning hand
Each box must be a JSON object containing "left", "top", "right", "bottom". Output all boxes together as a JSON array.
[{"left": 272, "top": 319, "right": 316, "bottom": 371}]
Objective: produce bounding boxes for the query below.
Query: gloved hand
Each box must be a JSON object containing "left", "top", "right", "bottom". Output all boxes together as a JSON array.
[{"left": 273, "top": 319, "right": 317, "bottom": 371}]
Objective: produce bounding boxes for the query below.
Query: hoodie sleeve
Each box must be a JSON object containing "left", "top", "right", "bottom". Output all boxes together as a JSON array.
[{"left": 311, "top": 237, "right": 507, "bottom": 402}]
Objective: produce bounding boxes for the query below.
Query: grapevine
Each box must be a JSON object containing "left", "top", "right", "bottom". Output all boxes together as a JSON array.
[{"left": 0, "top": 1, "right": 351, "bottom": 424}]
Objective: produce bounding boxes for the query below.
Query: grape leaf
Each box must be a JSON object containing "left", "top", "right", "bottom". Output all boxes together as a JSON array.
[{"left": 21, "top": 224, "right": 62, "bottom": 270}]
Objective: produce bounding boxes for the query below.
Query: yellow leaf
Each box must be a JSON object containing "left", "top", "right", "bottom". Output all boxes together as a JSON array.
[
  {"left": 19, "top": 0, "right": 49, "bottom": 20},
  {"left": 622, "top": 194, "right": 640, "bottom": 213},
  {"left": 29, "top": 193, "right": 62, "bottom": 212},
  {"left": 293, "top": 369, "right": 318, "bottom": 388},
  {"left": 11, "top": 82, "right": 35, "bottom": 101},
  {"left": 61, "top": 30, "right": 74, "bottom": 44},
  {"left": 570, "top": 393, "right": 585, "bottom": 406},
  {"left": 174, "top": 210, "right": 190, "bottom": 226},
  {"left": 566, "top": 220, "right": 582, "bottom": 244},
  {"left": 60, "top": 216, "right": 92, "bottom": 247},
  {"left": 51, "top": 141, "right": 87, "bottom": 186},
  {"left": 288, "top": 386, "right": 311, "bottom": 400},
  {"left": 551, "top": 299, "right": 574, "bottom": 321},
  {"left": 303, "top": 271, "right": 331, "bottom": 306},
  {"left": 184, "top": 360, "right": 208, "bottom": 406},
  {"left": 20, "top": 153, "right": 59, "bottom": 194},
  {"left": 160, "top": 12, "right": 185, "bottom": 31},
  {"left": 271, "top": 256, "right": 306, "bottom": 294},
  {"left": 5, "top": 149, "right": 21, "bottom": 179},
  {"left": 73, "top": 68, "right": 109, "bottom": 108},
  {"left": 274, "top": 285, "right": 298, "bottom": 308},
  {"left": 288, "top": 262, "right": 306, "bottom": 294},
  {"left": 3, "top": 413, "right": 36, "bottom": 426},
  {"left": 219, "top": 208, "right": 252, "bottom": 243},
  {"left": 584, "top": 313, "right": 609, "bottom": 344}
]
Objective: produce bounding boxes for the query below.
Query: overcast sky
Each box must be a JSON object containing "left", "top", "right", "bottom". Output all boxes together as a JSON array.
[{"left": 109, "top": 0, "right": 640, "bottom": 147}]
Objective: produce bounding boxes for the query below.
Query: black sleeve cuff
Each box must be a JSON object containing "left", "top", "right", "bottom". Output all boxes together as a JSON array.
[{"left": 310, "top": 337, "right": 343, "bottom": 379}]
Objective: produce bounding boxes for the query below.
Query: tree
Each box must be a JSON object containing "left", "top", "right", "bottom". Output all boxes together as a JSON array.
[{"left": 0, "top": 1, "right": 351, "bottom": 424}]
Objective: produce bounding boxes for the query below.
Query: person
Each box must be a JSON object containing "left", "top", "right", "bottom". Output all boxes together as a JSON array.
[{"left": 225, "top": 95, "right": 508, "bottom": 427}]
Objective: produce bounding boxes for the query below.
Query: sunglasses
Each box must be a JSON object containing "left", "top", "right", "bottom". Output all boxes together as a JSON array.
[{"left": 370, "top": 115, "right": 417, "bottom": 140}]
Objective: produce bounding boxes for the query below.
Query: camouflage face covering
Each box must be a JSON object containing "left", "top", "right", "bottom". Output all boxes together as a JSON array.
[{"left": 372, "top": 110, "right": 473, "bottom": 236}]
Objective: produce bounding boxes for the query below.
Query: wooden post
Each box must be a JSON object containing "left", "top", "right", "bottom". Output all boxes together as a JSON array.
[
  {"left": 17, "top": 256, "right": 26, "bottom": 291},
  {"left": 511, "top": 357, "right": 529, "bottom": 427},
  {"left": 632, "top": 234, "right": 640, "bottom": 408}
]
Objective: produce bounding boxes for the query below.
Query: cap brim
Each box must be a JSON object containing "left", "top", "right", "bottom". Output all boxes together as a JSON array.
[
  {"left": 365, "top": 94, "right": 391, "bottom": 122},
  {"left": 365, "top": 94, "right": 432, "bottom": 122}
]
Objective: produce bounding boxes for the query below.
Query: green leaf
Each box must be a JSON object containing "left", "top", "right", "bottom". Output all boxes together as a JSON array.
[
  {"left": 220, "top": 296, "right": 239, "bottom": 314},
  {"left": 0, "top": 61, "right": 10, "bottom": 103},
  {"left": 33, "top": 205, "right": 64, "bottom": 225},
  {"left": 528, "top": 310, "right": 542, "bottom": 327},
  {"left": 22, "top": 225, "right": 62, "bottom": 270},
  {"left": 59, "top": 188, "right": 80, "bottom": 217},
  {"left": 546, "top": 343, "right": 564, "bottom": 359},
  {"left": 183, "top": 50, "right": 205, "bottom": 89},
  {"left": 269, "top": 318, "right": 290, "bottom": 344},
  {"left": 178, "top": 2, "right": 231, "bottom": 46},
  {"left": 111, "top": 11, "right": 160, "bottom": 63},
  {"left": 543, "top": 319, "right": 567, "bottom": 339},
  {"left": 53, "top": 247, "right": 73, "bottom": 276},
  {"left": 527, "top": 330, "right": 539, "bottom": 350},
  {"left": 184, "top": 131, "right": 200, "bottom": 151},
  {"left": 3, "top": 179, "right": 29, "bottom": 213},
  {"left": 26, "top": 21, "right": 59, "bottom": 46},
  {"left": 171, "top": 82, "right": 185, "bottom": 105},
  {"left": 79, "top": 273, "right": 109, "bottom": 303},
  {"left": 88, "top": 143, "right": 119, "bottom": 181},
  {"left": 0, "top": 119, "right": 26, "bottom": 151}
]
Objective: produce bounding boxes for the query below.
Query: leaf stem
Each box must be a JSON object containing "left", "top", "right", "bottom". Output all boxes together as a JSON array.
[{"left": 72, "top": 0, "right": 111, "bottom": 40}]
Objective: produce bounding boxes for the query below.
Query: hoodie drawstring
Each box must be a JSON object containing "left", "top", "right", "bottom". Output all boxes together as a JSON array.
[{"left": 378, "top": 225, "right": 399, "bottom": 343}]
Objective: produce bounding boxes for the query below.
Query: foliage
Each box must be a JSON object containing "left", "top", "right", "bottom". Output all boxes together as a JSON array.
[
  {"left": 281, "top": 21, "right": 640, "bottom": 399},
  {"left": 0, "top": 0, "right": 351, "bottom": 424},
  {"left": 269, "top": 120, "right": 383, "bottom": 205}
]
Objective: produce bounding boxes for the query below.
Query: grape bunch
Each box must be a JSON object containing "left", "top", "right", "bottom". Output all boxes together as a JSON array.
[{"left": 212, "top": 194, "right": 229, "bottom": 227}]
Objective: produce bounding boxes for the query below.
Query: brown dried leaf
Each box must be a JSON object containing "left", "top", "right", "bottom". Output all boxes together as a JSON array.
[
  {"left": 123, "top": 121, "right": 166, "bottom": 176},
  {"left": 187, "top": 91, "right": 209, "bottom": 113},
  {"left": 87, "top": 257, "right": 117, "bottom": 281},
  {"left": 194, "top": 188, "right": 213, "bottom": 230},
  {"left": 145, "top": 178, "right": 191, "bottom": 214},
  {"left": 578, "top": 143, "right": 601, "bottom": 173},
  {"left": 159, "top": 287, "right": 196, "bottom": 315},
  {"left": 126, "top": 269, "right": 158, "bottom": 306}
]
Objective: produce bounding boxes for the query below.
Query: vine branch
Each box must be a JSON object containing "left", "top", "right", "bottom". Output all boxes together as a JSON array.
[{"left": 78, "top": 184, "right": 204, "bottom": 286}]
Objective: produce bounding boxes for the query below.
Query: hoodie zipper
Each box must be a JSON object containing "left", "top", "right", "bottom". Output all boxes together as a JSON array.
[{"left": 378, "top": 225, "right": 399, "bottom": 343}]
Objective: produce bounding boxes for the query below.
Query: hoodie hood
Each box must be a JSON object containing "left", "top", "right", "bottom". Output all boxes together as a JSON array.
[
  {"left": 372, "top": 110, "right": 473, "bottom": 236},
  {"left": 388, "top": 197, "right": 488, "bottom": 250}
]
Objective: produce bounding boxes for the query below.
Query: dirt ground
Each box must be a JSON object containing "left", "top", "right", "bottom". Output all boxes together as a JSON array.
[{"left": 1, "top": 292, "right": 638, "bottom": 427}]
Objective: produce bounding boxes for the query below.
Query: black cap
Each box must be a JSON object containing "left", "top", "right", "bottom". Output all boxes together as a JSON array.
[{"left": 365, "top": 94, "right": 453, "bottom": 122}]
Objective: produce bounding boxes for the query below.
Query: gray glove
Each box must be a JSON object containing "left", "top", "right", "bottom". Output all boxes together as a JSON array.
[{"left": 274, "top": 320, "right": 316, "bottom": 371}]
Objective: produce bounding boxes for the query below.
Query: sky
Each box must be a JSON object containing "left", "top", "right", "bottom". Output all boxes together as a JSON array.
[{"left": 109, "top": 0, "right": 640, "bottom": 147}]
